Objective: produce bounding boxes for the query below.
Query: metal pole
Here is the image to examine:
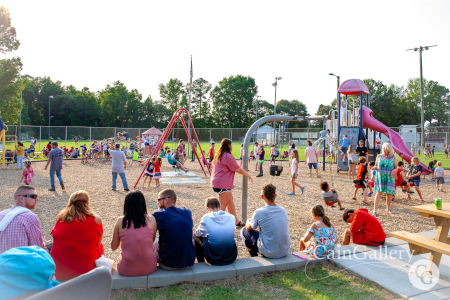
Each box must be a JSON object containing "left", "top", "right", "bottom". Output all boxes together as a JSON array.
[
  {"left": 49, "top": 96, "right": 51, "bottom": 138},
  {"left": 229, "top": 121, "right": 231, "bottom": 140},
  {"left": 274, "top": 78, "right": 277, "bottom": 145},
  {"left": 322, "top": 122, "right": 326, "bottom": 171},
  {"left": 419, "top": 47, "right": 424, "bottom": 149},
  {"left": 255, "top": 96, "right": 258, "bottom": 121},
  {"left": 39, "top": 126, "right": 41, "bottom": 151},
  {"left": 19, "top": 91, "right": 22, "bottom": 141},
  {"left": 188, "top": 55, "right": 193, "bottom": 156},
  {"left": 359, "top": 91, "right": 363, "bottom": 141},
  {"left": 90, "top": 127, "right": 91, "bottom": 141},
  {"left": 65, "top": 127, "right": 67, "bottom": 147}
]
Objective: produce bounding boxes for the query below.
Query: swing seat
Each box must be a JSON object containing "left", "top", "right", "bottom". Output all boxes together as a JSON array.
[
  {"left": 325, "top": 201, "right": 335, "bottom": 207},
  {"left": 354, "top": 185, "right": 365, "bottom": 189}
]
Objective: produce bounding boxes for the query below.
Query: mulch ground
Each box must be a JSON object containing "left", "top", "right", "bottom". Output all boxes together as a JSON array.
[{"left": 0, "top": 158, "right": 442, "bottom": 263}]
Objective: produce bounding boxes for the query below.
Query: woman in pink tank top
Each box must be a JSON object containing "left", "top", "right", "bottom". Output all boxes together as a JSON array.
[{"left": 111, "top": 191, "right": 157, "bottom": 277}]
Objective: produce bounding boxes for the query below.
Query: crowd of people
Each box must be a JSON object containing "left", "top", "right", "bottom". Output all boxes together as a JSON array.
[{"left": 0, "top": 132, "right": 446, "bottom": 297}]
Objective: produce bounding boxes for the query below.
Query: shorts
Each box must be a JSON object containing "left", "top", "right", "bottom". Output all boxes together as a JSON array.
[
  {"left": 291, "top": 173, "right": 298, "bottom": 179},
  {"left": 353, "top": 180, "right": 367, "bottom": 189},
  {"left": 341, "top": 147, "right": 348, "bottom": 154},
  {"left": 436, "top": 177, "right": 445, "bottom": 184},
  {"left": 398, "top": 181, "right": 407, "bottom": 186},
  {"left": 352, "top": 231, "right": 385, "bottom": 247},
  {"left": 367, "top": 180, "right": 374, "bottom": 187},
  {"left": 92, "top": 150, "right": 98, "bottom": 153},
  {"left": 213, "top": 188, "right": 231, "bottom": 194},
  {"left": 408, "top": 178, "right": 420, "bottom": 187},
  {"left": 132, "top": 159, "right": 138, "bottom": 162},
  {"left": 308, "top": 163, "right": 317, "bottom": 170}
]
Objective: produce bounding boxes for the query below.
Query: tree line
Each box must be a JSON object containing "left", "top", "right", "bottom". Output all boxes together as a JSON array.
[{"left": 0, "top": 6, "right": 449, "bottom": 130}]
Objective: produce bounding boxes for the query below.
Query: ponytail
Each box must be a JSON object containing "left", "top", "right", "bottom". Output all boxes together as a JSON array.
[{"left": 311, "top": 205, "right": 332, "bottom": 227}]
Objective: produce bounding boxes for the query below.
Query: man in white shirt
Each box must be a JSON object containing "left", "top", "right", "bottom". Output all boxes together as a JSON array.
[{"left": 109, "top": 144, "right": 129, "bottom": 191}]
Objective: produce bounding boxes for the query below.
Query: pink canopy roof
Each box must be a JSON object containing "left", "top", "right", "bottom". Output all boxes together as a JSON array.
[
  {"left": 338, "top": 79, "right": 370, "bottom": 95},
  {"left": 142, "top": 127, "right": 163, "bottom": 136}
]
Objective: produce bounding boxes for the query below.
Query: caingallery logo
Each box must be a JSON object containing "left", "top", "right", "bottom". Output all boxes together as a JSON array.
[{"left": 408, "top": 259, "right": 439, "bottom": 291}]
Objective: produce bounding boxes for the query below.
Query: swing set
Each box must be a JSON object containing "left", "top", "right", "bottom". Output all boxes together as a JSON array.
[{"left": 133, "top": 108, "right": 210, "bottom": 188}]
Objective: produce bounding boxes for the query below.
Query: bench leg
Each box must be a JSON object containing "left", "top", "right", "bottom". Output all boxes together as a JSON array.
[{"left": 427, "top": 218, "right": 450, "bottom": 272}]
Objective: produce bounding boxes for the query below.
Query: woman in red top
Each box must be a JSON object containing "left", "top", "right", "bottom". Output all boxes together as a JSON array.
[
  {"left": 50, "top": 191, "right": 104, "bottom": 281},
  {"left": 210, "top": 139, "right": 253, "bottom": 226}
]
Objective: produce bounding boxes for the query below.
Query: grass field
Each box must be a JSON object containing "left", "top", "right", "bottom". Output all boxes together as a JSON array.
[
  {"left": 3, "top": 139, "right": 450, "bottom": 168},
  {"left": 110, "top": 262, "right": 394, "bottom": 300}
]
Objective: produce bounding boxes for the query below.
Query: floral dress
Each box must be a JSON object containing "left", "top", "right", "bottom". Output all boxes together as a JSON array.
[
  {"left": 303, "top": 225, "right": 337, "bottom": 258},
  {"left": 374, "top": 155, "right": 395, "bottom": 195}
]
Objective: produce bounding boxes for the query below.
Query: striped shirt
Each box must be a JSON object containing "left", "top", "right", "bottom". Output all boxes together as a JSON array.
[{"left": 0, "top": 205, "right": 43, "bottom": 254}]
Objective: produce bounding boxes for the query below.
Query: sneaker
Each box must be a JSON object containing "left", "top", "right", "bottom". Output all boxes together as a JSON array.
[
  {"left": 112, "top": 189, "right": 116, "bottom": 191},
  {"left": 48, "top": 189, "right": 56, "bottom": 191},
  {"left": 367, "top": 192, "right": 373, "bottom": 197},
  {"left": 287, "top": 192, "right": 295, "bottom": 196},
  {"left": 407, "top": 191, "right": 414, "bottom": 194},
  {"left": 124, "top": 189, "right": 130, "bottom": 192},
  {"left": 256, "top": 174, "right": 263, "bottom": 177},
  {"left": 402, "top": 190, "right": 407, "bottom": 193},
  {"left": 185, "top": 169, "right": 189, "bottom": 173},
  {"left": 301, "top": 187, "right": 305, "bottom": 195},
  {"left": 61, "top": 184, "right": 65, "bottom": 190},
  {"left": 360, "top": 192, "right": 364, "bottom": 195}
]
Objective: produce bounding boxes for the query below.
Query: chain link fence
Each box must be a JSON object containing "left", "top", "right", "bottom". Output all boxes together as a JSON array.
[{"left": 4, "top": 124, "right": 450, "bottom": 151}]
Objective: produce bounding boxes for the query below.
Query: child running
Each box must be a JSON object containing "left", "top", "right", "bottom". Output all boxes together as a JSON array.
[
  {"left": 320, "top": 181, "right": 344, "bottom": 210},
  {"left": 352, "top": 157, "right": 370, "bottom": 205},
  {"left": 20, "top": 161, "right": 34, "bottom": 185},
  {"left": 406, "top": 157, "right": 424, "bottom": 203},
  {"left": 434, "top": 161, "right": 445, "bottom": 192},
  {"left": 286, "top": 150, "right": 305, "bottom": 196},
  {"left": 299, "top": 205, "right": 338, "bottom": 258}
]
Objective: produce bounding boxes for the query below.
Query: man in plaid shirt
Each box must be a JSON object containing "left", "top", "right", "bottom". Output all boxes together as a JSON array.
[{"left": 0, "top": 185, "right": 44, "bottom": 254}]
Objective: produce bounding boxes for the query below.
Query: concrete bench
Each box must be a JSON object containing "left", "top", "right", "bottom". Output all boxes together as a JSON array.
[
  {"left": 111, "top": 253, "right": 324, "bottom": 289},
  {"left": 390, "top": 230, "right": 450, "bottom": 256}
]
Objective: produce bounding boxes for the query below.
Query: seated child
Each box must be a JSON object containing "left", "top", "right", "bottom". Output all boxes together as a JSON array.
[
  {"left": 159, "top": 148, "right": 166, "bottom": 158},
  {"left": 434, "top": 161, "right": 445, "bottom": 192},
  {"left": 352, "top": 157, "right": 370, "bottom": 205},
  {"left": 166, "top": 150, "right": 189, "bottom": 172},
  {"left": 299, "top": 205, "right": 337, "bottom": 258},
  {"left": 394, "top": 161, "right": 414, "bottom": 200},
  {"left": 249, "top": 150, "right": 255, "bottom": 161},
  {"left": 282, "top": 151, "right": 289, "bottom": 159},
  {"left": 320, "top": 181, "right": 344, "bottom": 210},
  {"left": 342, "top": 208, "right": 386, "bottom": 246},
  {"left": 406, "top": 157, "right": 424, "bottom": 203}
]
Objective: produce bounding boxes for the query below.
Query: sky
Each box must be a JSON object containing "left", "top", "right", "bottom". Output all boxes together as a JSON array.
[{"left": 3, "top": 0, "right": 450, "bottom": 115}]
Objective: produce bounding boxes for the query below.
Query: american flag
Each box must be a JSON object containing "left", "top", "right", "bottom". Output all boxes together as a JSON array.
[{"left": 190, "top": 57, "right": 193, "bottom": 85}]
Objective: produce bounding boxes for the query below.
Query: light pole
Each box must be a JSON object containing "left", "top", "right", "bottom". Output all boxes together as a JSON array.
[
  {"left": 255, "top": 95, "right": 261, "bottom": 121},
  {"left": 272, "top": 77, "right": 282, "bottom": 144},
  {"left": 49, "top": 96, "right": 53, "bottom": 138},
  {"left": 328, "top": 73, "right": 340, "bottom": 110},
  {"left": 407, "top": 45, "right": 437, "bottom": 148}
]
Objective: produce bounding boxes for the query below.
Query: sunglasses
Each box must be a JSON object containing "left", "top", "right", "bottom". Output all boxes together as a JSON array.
[
  {"left": 21, "top": 194, "right": 38, "bottom": 199},
  {"left": 157, "top": 196, "right": 169, "bottom": 202}
]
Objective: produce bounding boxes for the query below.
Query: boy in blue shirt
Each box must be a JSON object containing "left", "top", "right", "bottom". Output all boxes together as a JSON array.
[
  {"left": 339, "top": 135, "right": 351, "bottom": 162},
  {"left": 406, "top": 157, "right": 424, "bottom": 203}
]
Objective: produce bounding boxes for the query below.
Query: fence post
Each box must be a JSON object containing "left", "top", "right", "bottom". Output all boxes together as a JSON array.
[
  {"left": 138, "top": 128, "right": 140, "bottom": 138},
  {"left": 90, "top": 127, "right": 92, "bottom": 141},
  {"left": 39, "top": 126, "right": 41, "bottom": 151},
  {"left": 210, "top": 129, "right": 211, "bottom": 143},
  {"left": 65, "top": 127, "right": 67, "bottom": 147},
  {"left": 114, "top": 128, "right": 116, "bottom": 138}
]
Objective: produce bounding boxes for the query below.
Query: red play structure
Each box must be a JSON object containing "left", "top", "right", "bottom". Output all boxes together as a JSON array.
[{"left": 133, "top": 108, "right": 210, "bottom": 188}]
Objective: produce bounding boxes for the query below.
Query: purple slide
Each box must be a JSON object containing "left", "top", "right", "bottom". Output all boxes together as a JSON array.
[{"left": 362, "top": 106, "right": 431, "bottom": 175}]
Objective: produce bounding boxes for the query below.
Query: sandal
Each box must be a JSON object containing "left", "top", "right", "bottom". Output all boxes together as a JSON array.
[
  {"left": 362, "top": 201, "right": 370, "bottom": 205},
  {"left": 236, "top": 221, "right": 245, "bottom": 227},
  {"left": 372, "top": 212, "right": 377, "bottom": 217},
  {"left": 352, "top": 197, "right": 357, "bottom": 200}
]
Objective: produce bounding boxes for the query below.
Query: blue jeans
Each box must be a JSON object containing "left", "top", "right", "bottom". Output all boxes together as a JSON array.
[
  {"left": 241, "top": 227, "right": 260, "bottom": 257},
  {"left": 50, "top": 169, "right": 63, "bottom": 189},
  {"left": 112, "top": 172, "right": 128, "bottom": 190},
  {"left": 17, "top": 155, "right": 24, "bottom": 169}
]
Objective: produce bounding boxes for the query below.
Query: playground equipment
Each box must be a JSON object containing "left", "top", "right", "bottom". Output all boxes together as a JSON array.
[
  {"left": 1, "top": 124, "right": 18, "bottom": 170},
  {"left": 133, "top": 108, "right": 209, "bottom": 188},
  {"left": 333, "top": 79, "right": 431, "bottom": 175},
  {"left": 241, "top": 114, "right": 329, "bottom": 221}
]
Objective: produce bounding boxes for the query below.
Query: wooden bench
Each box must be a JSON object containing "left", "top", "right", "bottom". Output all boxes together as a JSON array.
[{"left": 390, "top": 231, "right": 450, "bottom": 256}]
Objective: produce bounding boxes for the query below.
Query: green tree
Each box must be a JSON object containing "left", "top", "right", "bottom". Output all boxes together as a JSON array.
[
  {"left": 276, "top": 99, "right": 309, "bottom": 127},
  {"left": 0, "top": 6, "right": 19, "bottom": 53},
  {"left": 191, "top": 78, "right": 212, "bottom": 126},
  {"left": 159, "top": 79, "right": 184, "bottom": 115},
  {"left": 210, "top": 75, "right": 258, "bottom": 127},
  {"left": 0, "top": 58, "right": 23, "bottom": 123}
]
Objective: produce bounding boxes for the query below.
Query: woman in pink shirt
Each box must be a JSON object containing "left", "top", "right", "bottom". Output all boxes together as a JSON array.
[
  {"left": 210, "top": 139, "right": 253, "bottom": 226},
  {"left": 304, "top": 140, "right": 319, "bottom": 177},
  {"left": 111, "top": 191, "right": 157, "bottom": 277}
]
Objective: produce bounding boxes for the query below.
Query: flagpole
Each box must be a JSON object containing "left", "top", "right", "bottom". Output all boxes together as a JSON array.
[{"left": 188, "top": 55, "right": 193, "bottom": 156}]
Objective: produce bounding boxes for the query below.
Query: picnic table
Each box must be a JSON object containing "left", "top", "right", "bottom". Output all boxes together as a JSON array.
[{"left": 390, "top": 203, "right": 450, "bottom": 273}]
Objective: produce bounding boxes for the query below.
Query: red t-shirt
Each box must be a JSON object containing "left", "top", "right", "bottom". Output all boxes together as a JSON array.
[
  {"left": 50, "top": 215, "right": 103, "bottom": 281},
  {"left": 208, "top": 146, "right": 215, "bottom": 158},
  {"left": 350, "top": 208, "right": 385, "bottom": 243},
  {"left": 210, "top": 152, "right": 240, "bottom": 190},
  {"left": 395, "top": 168, "right": 404, "bottom": 186},
  {"left": 356, "top": 164, "right": 368, "bottom": 181}
]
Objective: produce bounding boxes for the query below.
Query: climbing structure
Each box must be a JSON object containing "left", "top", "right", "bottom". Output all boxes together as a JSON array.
[
  {"left": 1, "top": 125, "right": 17, "bottom": 169},
  {"left": 133, "top": 108, "right": 209, "bottom": 188}
]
